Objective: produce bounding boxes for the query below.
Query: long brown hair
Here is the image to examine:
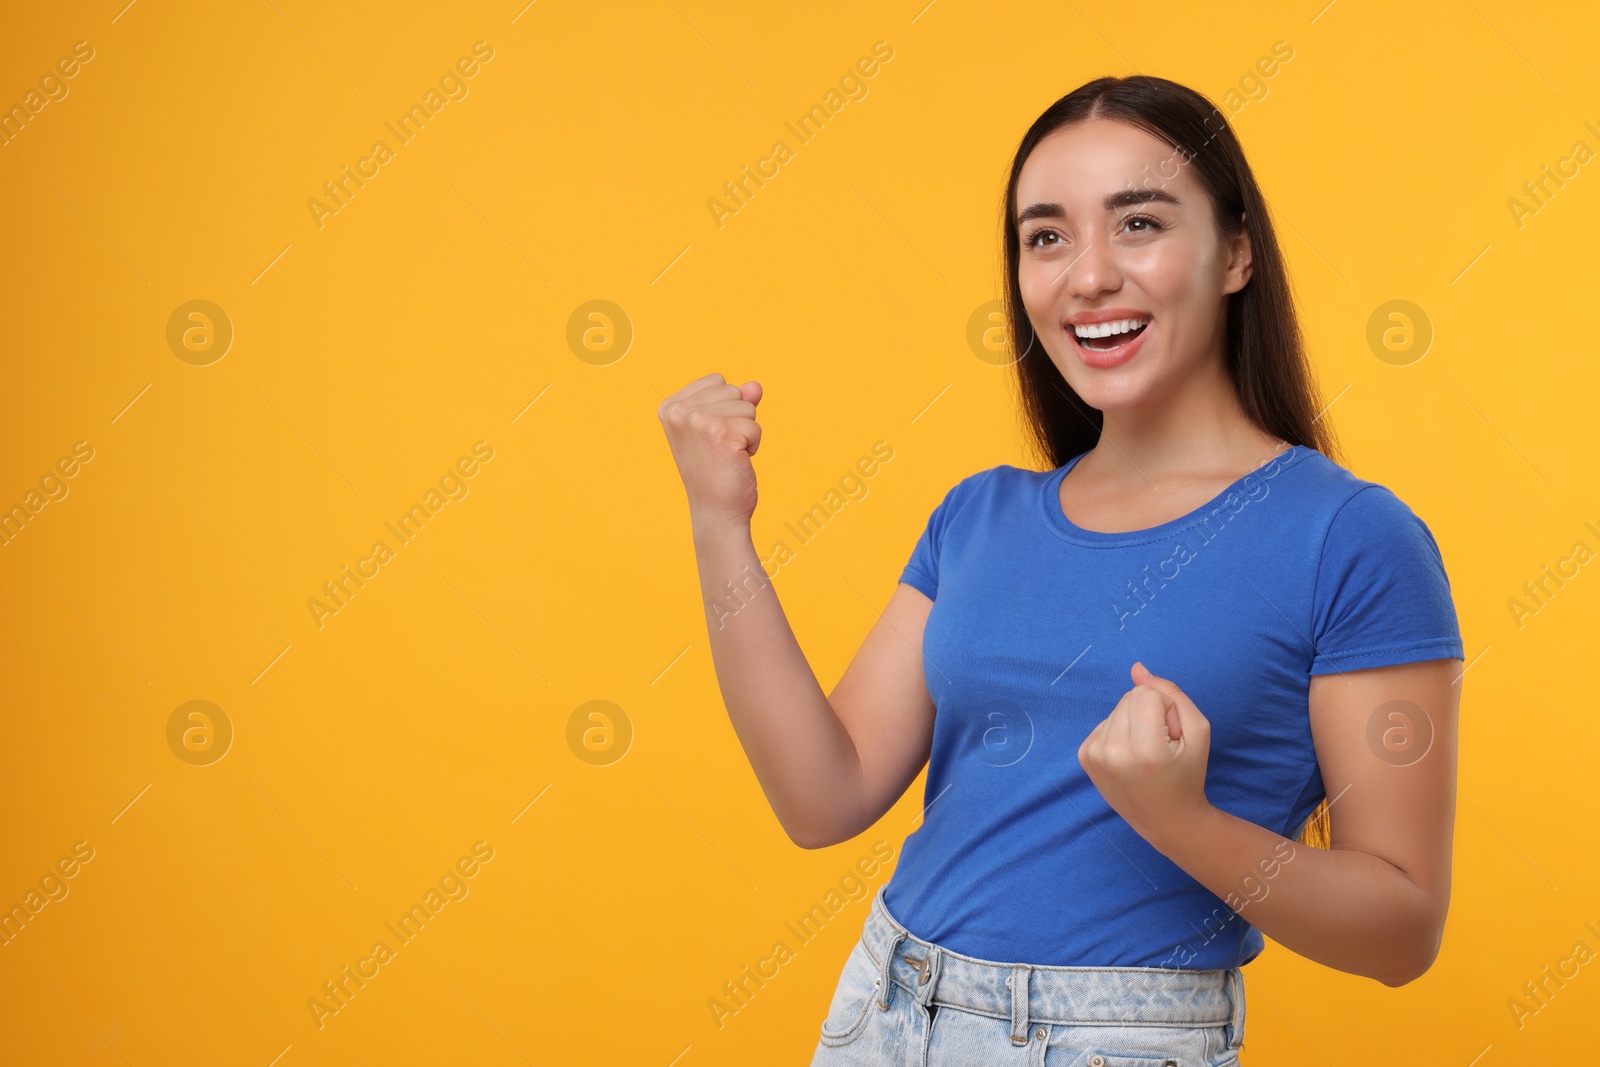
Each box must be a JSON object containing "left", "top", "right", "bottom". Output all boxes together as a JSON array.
[{"left": 999, "top": 75, "right": 1339, "bottom": 850}]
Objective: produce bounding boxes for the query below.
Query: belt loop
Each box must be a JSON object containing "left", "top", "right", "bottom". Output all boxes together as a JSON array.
[
  {"left": 878, "top": 930, "right": 905, "bottom": 1011},
  {"left": 1226, "top": 967, "right": 1246, "bottom": 1049},
  {"left": 1008, "top": 964, "right": 1032, "bottom": 1046}
]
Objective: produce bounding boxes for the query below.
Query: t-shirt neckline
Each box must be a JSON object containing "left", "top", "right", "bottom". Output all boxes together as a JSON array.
[{"left": 1039, "top": 444, "right": 1310, "bottom": 547}]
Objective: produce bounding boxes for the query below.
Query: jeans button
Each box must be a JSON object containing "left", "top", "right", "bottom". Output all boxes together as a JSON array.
[{"left": 1088, "top": 1057, "right": 1105, "bottom": 1067}]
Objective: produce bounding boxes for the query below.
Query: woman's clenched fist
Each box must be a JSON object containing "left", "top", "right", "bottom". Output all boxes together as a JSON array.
[
  {"left": 1078, "top": 661, "right": 1216, "bottom": 851},
  {"left": 658, "top": 373, "right": 764, "bottom": 534}
]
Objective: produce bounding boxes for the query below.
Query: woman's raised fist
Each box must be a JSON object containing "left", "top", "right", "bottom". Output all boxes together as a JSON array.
[{"left": 658, "top": 373, "right": 764, "bottom": 533}]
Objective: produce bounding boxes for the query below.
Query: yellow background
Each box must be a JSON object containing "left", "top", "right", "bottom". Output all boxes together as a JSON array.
[{"left": 1, "top": 0, "right": 1597, "bottom": 1063}]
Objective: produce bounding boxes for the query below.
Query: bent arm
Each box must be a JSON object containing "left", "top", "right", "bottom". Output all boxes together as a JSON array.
[
  {"left": 1144, "top": 658, "right": 1462, "bottom": 986},
  {"left": 692, "top": 523, "right": 935, "bottom": 849}
]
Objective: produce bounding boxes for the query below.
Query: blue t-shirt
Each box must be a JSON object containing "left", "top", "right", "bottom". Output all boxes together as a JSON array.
[{"left": 882, "top": 444, "right": 1464, "bottom": 969}]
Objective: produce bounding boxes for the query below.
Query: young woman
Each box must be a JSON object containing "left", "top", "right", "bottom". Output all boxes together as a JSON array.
[{"left": 658, "top": 75, "right": 1464, "bottom": 1066}]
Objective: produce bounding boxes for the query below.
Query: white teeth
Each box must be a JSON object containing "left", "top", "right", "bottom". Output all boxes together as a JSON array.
[{"left": 1072, "top": 317, "right": 1150, "bottom": 338}]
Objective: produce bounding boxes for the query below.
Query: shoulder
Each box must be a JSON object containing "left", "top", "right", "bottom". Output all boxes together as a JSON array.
[
  {"left": 1278, "top": 448, "right": 1436, "bottom": 536},
  {"left": 1289, "top": 452, "right": 1453, "bottom": 589},
  {"left": 906, "top": 464, "right": 1043, "bottom": 538},
  {"left": 1297, "top": 453, "right": 1463, "bottom": 669},
  {"left": 953, "top": 462, "right": 1063, "bottom": 518},
  {"left": 928, "top": 462, "right": 1033, "bottom": 507}
]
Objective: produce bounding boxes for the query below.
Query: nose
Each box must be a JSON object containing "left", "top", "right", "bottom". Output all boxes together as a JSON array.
[{"left": 1060, "top": 230, "right": 1122, "bottom": 300}]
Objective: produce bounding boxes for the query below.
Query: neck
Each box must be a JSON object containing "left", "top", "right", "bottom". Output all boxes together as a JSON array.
[{"left": 1091, "top": 349, "right": 1282, "bottom": 479}]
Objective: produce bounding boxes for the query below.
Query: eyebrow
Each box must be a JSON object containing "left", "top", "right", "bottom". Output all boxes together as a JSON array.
[{"left": 1016, "top": 188, "right": 1181, "bottom": 227}]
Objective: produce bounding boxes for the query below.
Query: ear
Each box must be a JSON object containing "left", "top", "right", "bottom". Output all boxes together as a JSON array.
[{"left": 1222, "top": 212, "right": 1253, "bottom": 295}]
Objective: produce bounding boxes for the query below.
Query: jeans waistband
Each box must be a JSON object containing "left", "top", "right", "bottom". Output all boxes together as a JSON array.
[{"left": 864, "top": 884, "right": 1246, "bottom": 1049}]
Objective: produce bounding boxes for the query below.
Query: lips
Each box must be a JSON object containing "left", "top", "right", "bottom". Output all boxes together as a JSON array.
[{"left": 1067, "top": 317, "right": 1150, "bottom": 369}]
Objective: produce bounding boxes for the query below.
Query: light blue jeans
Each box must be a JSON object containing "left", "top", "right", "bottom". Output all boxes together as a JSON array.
[{"left": 811, "top": 885, "right": 1246, "bottom": 1066}]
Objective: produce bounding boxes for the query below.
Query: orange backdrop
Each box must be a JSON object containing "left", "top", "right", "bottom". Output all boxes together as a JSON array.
[{"left": 1, "top": 1, "right": 1596, "bottom": 1063}]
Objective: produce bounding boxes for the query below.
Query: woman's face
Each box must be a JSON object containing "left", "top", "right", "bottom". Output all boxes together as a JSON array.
[{"left": 1014, "top": 118, "right": 1251, "bottom": 412}]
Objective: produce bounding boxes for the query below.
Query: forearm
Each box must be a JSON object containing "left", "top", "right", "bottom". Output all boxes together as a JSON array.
[
  {"left": 1146, "top": 804, "right": 1442, "bottom": 986},
  {"left": 691, "top": 522, "right": 863, "bottom": 848}
]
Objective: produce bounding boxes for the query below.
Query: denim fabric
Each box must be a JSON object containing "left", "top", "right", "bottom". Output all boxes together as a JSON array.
[{"left": 811, "top": 885, "right": 1246, "bottom": 1066}]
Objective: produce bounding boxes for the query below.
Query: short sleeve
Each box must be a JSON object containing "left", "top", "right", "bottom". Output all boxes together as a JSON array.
[
  {"left": 898, "top": 475, "right": 977, "bottom": 601},
  {"left": 1309, "top": 485, "right": 1465, "bottom": 675}
]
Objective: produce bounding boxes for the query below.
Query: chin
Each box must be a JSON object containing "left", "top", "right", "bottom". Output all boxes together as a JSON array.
[
  {"left": 1078, "top": 392, "right": 1145, "bottom": 414},
  {"left": 1056, "top": 369, "right": 1150, "bottom": 410}
]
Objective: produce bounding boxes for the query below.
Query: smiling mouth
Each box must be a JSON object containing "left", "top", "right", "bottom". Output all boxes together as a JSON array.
[{"left": 1073, "top": 321, "right": 1149, "bottom": 352}]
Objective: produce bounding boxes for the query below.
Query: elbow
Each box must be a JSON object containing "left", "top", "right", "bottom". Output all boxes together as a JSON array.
[
  {"left": 780, "top": 789, "right": 868, "bottom": 850},
  {"left": 778, "top": 757, "right": 874, "bottom": 850},
  {"left": 1378, "top": 956, "right": 1434, "bottom": 988},
  {"left": 1377, "top": 962, "right": 1424, "bottom": 988},
  {"left": 1377, "top": 913, "right": 1447, "bottom": 987},
  {"left": 1379, "top": 942, "right": 1442, "bottom": 987},
  {"left": 1366, "top": 871, "right": 1451, "bottom": 988},
  {"left": 783, "top": 811, "right": 866, "bottom": 851},
  {"left": 787, "top": 828, "right": 834, "bottom": 851},
  {"left": 789, "top": 830, "right": 849, "bottom": 851},
  {"left": 783, "top": 818, "right": 846, "bottom": 851}
]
